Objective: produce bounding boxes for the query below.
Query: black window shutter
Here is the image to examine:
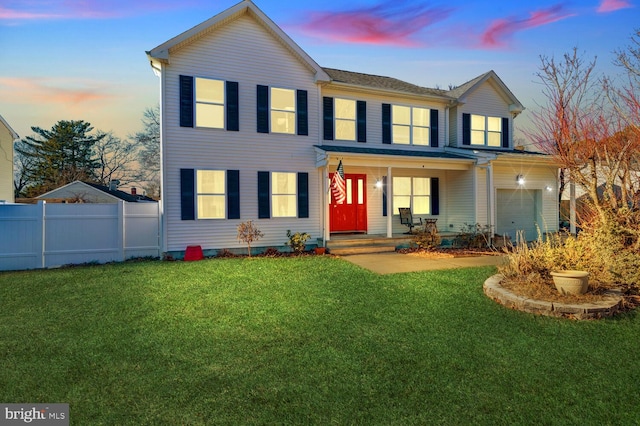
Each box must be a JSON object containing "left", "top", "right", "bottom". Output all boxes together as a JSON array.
[
  {"left": 257, "top": 85, "right": 269, "bottom": 133},
  {"left": 257, "top": 171, "right": 270, "bottom": 219},
  {"left": 431, "top": 178, "right": 440, "bottom": 215},
  {"left": 297, "top": 172, "right": 309, "bottom": 218},
  {"left": 430, "top": 109, "right": 439, "bottom": 147},
  {"left": 502, "top": 117, "right": 510, "bottom": 148},
  {"left": 297, "top": 90, "right": 308, "bottom": 136},
  {"left": 323, "top": 97, "right": 334, "bottom": 141},
  {"left": 227, "top": 170, "right": 240, "bottom": 219},
  {"left": 382, "top": 176, "right": 388, "bottom": 217},
  {"left": 180, "top": 168, "right": 195, "bottom": 220},
  {"left": 357, "top": 100, "right": 367, "bottom": 143},
  {"left": 462, "top": 113, "right": 471, "bottom": 146},
  {"left": 226, "top": 81, "right": 239, "bottom": 132},
  {"left": 382, "top": 103, "right": 391, "bottom": 144},
  {"left": 179, "top": 75, "right": 194, "bottom": 128}
]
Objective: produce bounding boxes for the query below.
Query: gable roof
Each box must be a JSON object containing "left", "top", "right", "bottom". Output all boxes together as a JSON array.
[
  {"left": 323, "top": 68, "right": 453, "bottom": 101},
  {"left": 446, "top": 70, "right": 524, "bottom": 115},
  {"left": 0, "top": 114, "right": 19, "bottom": 140},
  {"left": 147, "top": 0, "right": 330, "bottom": 83},
  {"left": 37, "top": 181, "right": 156, "bottom": 203}
]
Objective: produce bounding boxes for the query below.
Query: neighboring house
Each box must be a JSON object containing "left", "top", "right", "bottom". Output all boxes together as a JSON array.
[
  {"left": 0, "top": 114, "right": 19, "bottom": 203},
  {"left": 37, "top": 181, "right": 156, "bottom": 203},
  {"left": 147, "top": 0, "right": 558, "bottom": 256}
]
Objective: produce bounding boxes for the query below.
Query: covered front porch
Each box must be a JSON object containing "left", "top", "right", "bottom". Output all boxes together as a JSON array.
[{"left": 315, "top": 145, "right": 481, "bottom": 248}]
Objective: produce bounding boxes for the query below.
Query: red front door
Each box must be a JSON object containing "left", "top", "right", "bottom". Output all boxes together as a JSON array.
[{"left": 330, "top": 174, "right": 367, "bottom": 233}]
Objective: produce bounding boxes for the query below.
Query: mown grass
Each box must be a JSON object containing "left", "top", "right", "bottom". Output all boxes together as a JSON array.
[{"left": 1, "top": 256, "right": 639, "bottom": 425}]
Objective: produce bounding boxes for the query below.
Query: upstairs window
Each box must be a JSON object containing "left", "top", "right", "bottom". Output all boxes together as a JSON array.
[
  {"left": 472, "top": 114, "right": 501, "bottom": 147},
  {"left": 179, "top": 75, "right": 238, "bottom": 131},
  {"left": 271, "top": 88, "right": 296, "bottom": 134},
  {"left": 392, "top": 105, "right": 429, "bottom": 145},
  {"left": 335, "top": 98, "right": 356, "bottom": 141},
  {"left": 463, "top": 113, "right": 508, "bottom": 148},
  {"left": 257, "top": 85, "right": 308, "bottom": 135},
  {"left": 195, "top": 78, "right": 225, "bottom": 129},
  {"left": 382, "top": 104, "right": 438, "bottom": 147}
]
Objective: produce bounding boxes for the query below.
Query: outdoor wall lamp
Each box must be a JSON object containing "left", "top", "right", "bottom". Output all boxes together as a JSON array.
[
  {"left": 545, "top": 185, "right": 553, "bottom": 192},
  {"left": 516, "top": 174, "right": 525, "bottom": 186},
  {"left": 375, "top": 180, "right": 383, "bottom": 189}
]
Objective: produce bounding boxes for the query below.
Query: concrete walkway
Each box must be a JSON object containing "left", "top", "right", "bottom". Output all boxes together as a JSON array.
[{"left": 340, "top": 252, "right": 506, "bottom": 274}]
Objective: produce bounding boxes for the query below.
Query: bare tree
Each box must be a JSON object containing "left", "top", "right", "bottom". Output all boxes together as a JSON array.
[
  {"left": 94, "top": 131, "right": 141, "bottom": 187},
  {"left": 131, "top": 105, "right": 160, "bottom": 198},
  {"left": 527, "top": 48, "right": 599, "bottom": 204}
]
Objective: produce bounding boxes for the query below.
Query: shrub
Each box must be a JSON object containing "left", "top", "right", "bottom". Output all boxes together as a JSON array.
[
  {"left": 499, "top": 212, "right": 640, "bottom": 291},
  {"left": 411, "top": 222, "right": 441, "bottom": 250},
  {"left": 237, "top": 220, "right": 264, "bottom": 257},
  {"left": 454, "top": 223, "right": 493, "bottom": 249},
  {"left": 215, "top": 248, "right": 237, "bottom": 258},
  {"left": 286, "top": 230, "right": 311, "bottom": 254}
]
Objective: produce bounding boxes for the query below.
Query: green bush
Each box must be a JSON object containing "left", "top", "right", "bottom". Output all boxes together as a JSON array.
[{"left": 286, "top": 230, "right": 311, "bottom": 254}]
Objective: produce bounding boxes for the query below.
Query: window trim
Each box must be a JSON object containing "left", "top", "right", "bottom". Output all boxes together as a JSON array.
[
  {"left": 467, "top": 113, "right": 505, "bottom": 148},
  {"left": 194, "top": 77, "right": 225, "bottom": 130},
  {"left": 270, "top": 87, "right": 296, "bottom": 135},
  {"left": 334, "top": 98, "right": 357, "bottom": 141},
  {"left": 391, "top": 105, "right": 430, "bottom": 146}
]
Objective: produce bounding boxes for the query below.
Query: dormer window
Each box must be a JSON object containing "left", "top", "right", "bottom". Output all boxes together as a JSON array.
[{"left": 462, "top": 113, "right": 509, "bottom": 148}]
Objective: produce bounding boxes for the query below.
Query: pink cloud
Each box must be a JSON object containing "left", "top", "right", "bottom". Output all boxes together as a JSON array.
[
  {"left": 480, "top": 4, "right": 575, "bottom": 48},
  {"left": 298, "top": 2, "right": 453, "bottom": 47},
  {"left": 597, "top": 0, "right": 633, "bottom": 12},
  {"left": 0, "top": 77, "right": 114, "bottom": 106},
  {"left": 0, "top": 0, "right": 195, "bottom": 22}
]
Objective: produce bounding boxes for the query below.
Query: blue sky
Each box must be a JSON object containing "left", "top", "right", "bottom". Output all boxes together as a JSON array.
[{"left": 0, "top": 0, "right": 637, "bottom": 143}]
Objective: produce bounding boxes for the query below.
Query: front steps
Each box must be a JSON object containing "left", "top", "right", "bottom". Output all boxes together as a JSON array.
[{"left": 325, "top": 235, "right": 411, "bottom": 256}]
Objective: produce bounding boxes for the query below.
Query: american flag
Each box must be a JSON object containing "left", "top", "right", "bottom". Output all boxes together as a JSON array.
[{"left": 331, "top": 160, "right": 346, "bottom": 204}]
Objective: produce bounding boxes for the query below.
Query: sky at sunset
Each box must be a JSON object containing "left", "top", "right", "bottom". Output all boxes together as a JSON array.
[{"left": 0, "top": 0, "right": 638, "bottom": 145}]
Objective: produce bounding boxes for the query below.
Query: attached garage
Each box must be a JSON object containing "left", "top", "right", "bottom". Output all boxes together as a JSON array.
[{"left": 496, "top": 189, "right": 541, "bottom": 241}]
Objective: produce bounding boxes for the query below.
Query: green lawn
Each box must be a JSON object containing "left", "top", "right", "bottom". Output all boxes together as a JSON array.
[{"left": 1, "top": 256, "right": 638, "bottom": 425}]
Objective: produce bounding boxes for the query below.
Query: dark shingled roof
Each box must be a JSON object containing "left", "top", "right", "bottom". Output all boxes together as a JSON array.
[
  {"left": 316, "top": 145, "right": 473, "bottom": 160},
  {"left": 322, "top": 68, "right": 452, "bottom": 99}
]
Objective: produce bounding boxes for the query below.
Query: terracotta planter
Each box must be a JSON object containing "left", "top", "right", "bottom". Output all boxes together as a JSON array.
[
  {"left": 550, "top": 270, "right": 589, "bottom": 295},
  {"left": 314, "top": 247, "right": 326, "bottom": 255}
]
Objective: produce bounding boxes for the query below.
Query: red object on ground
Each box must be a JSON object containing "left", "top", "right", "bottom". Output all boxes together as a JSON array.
[{"left": 184, "top": 245, "right": 204, "bottom": 261}]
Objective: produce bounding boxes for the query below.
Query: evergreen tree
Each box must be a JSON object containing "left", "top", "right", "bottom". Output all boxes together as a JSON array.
[{"left": 16, "top": 120, "right": 105, "bottom": 196}]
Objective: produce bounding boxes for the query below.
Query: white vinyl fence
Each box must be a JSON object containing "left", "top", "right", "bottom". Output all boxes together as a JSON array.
[{"left": 0, "top": 201, "right": 160, "bottom": 271}]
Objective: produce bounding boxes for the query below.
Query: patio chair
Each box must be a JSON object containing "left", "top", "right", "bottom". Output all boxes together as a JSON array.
[{"left": 399, "top": 207, "right": 422, "bottom": 234}]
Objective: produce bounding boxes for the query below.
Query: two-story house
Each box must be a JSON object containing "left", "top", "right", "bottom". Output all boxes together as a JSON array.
[
  {"left": 0, "top": 114, "right": 19, "bottom": 204},
  {"left": 147, "top": 0, "right": 558, "bottom": 257}
]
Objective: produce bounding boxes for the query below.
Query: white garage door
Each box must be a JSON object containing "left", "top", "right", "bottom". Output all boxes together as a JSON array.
[{"left": 496, "top": 189, "right": 540, "bottom": 242}]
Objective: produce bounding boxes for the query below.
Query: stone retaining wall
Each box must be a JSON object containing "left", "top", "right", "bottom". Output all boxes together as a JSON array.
[{"left": 484, "top": 274, "right": 624, "bottom": 320}]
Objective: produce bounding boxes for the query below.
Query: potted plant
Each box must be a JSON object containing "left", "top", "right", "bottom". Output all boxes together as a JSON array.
[{"left": 550, "top": 270, "right": 589, "bottom": 295}]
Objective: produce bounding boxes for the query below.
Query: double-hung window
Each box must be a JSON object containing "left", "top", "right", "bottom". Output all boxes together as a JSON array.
[
  {"left": 272, "top": 172, "right": 297, "bottom": 217},
  {"left": 179, "top": 75, "right": 239, "bottom": 130},
  {"left": 393, "top": 177, "right": 431, "bottom": 215},
  {"left": 195, "top": 78, "right": 225, "bottom": 129},
  {"left": 196, "top": 170, "right": 226, "bottom": 219},
  {"left": 335, "top": 98, "right": 356, "bottom": 141},
  {"left": 467, "top": 114, "right": 505, "bottom": 147},
  {"left": 392, "top": 105, "right": 429, "bottom": 145},
  {"left": 271, "top": 88, "right": 296, "bottom": 134}
]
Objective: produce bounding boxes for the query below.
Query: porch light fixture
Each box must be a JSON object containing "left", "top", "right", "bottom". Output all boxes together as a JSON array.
[
  {"left": 375, "top": 180, "right": 383, "bottom": 189},
  {"left": 516, "top": 174, "right": 525, "bottom": 186},
  {"left": 545, "top": 185, "right": 553, "bottom": 192}
]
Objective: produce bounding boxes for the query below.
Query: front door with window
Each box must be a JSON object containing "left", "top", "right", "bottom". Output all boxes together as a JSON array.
[{"left": 330, "top": 174, "right": 367, "bottom": 233}]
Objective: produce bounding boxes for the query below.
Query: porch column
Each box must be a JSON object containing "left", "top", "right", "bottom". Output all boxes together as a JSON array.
[
  {"left": 487, "top": 164, "right": 494, "bottom": 232},
  {"left": 387, "top": 166, "right": 393, "bottom": 238},
  {"left": 324, "top": 164, "right": 330, "bottom": 243},
  {"left": 569, "top": 180, "right": 576, "bottom": 235}
]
